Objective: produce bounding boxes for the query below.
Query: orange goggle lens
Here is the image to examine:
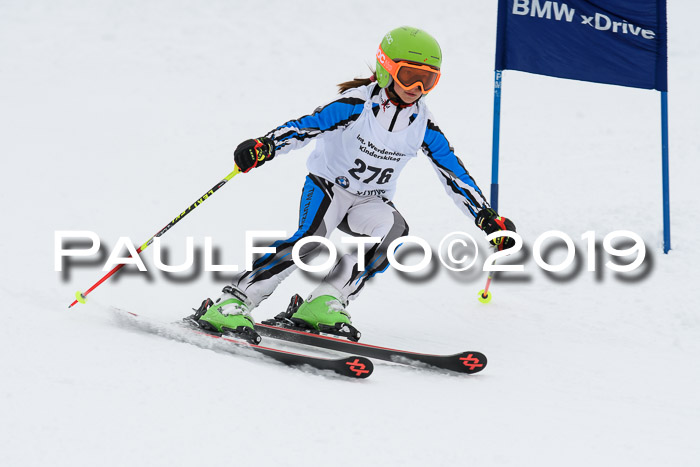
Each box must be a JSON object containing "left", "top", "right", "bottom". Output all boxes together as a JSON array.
[{"left": 395, "top": 65, "right": 440, "bottom": 93}]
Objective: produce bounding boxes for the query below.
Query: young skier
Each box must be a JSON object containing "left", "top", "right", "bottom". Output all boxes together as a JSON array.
[{"left": 190, "top": 26, "right": 516, "bottom": 339}]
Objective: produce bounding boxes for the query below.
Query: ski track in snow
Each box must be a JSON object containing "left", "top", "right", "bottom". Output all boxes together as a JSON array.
[{"left": 1, "top": 1, "right": 699, "bottom": 466}]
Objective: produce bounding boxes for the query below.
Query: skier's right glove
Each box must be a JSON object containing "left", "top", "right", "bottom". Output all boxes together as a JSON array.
[
  {"left": 475, "top": 207, "right": 517, "bottom": 251},
  {"left": 234, "top": 137, "right": 276, "bottom": 173}
]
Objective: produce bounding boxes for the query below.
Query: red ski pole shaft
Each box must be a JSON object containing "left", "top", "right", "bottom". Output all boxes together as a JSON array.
[
  {"left": 482, "top": 272, "right": 494, "bottom": 297},
  {"left": 69, "top": 166, "right": 241, "bottom": 308}
]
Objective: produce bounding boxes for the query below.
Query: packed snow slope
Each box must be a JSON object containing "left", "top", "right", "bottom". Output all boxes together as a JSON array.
[{"left": 1, "top": 1, "right": 699, "bottom": 466}]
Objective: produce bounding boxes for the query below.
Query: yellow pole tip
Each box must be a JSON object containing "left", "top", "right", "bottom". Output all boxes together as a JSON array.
[
  {"left": 478, "top": 290, "right": 492, "bottom": 304},
  {"left": 75, "top": 291, "right": 87, "bottom": 304}
]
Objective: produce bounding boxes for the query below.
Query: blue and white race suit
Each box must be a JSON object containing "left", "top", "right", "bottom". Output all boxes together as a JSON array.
[{"left": 232, "top": 83, "right": 489, "bottom": 307}]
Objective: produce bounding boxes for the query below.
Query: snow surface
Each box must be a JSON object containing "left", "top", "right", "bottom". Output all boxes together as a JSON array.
[{"left": 2, "top": 1, "right": 699, "bottom": 466}]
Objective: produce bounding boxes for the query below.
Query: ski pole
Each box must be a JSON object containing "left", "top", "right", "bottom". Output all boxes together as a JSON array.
[
  {"left": 68, "top": 166, "right": 242, "bottom": 308},
  {"left": 478, "top": 233, "right": 511, "bottom": 303},
  {"left": 478, "top": 267, "right": 494, "bottom": 304},
  {"left": 478, "top": 254, "right": 497, "bottom": 304}
]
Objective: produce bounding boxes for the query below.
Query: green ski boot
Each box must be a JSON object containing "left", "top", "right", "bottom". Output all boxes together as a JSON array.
[
  {"left": 194, "top": 286, "right": 261, "bottom": 344},
  {"left": 289, "top": 285, "right": 361, "bottom": 341}
]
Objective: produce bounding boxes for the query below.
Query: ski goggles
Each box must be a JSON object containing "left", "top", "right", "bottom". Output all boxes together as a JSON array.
[{"left": 376, "top": 45, "right": 441, "bottom": 94}]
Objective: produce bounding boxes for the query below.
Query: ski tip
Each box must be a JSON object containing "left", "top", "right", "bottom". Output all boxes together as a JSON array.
[
  {"left": 342, "top": 356, "right": 373, "bottom": 379},
  {"left": 455, "top": 352, "right": 487, "bottom": 374}
]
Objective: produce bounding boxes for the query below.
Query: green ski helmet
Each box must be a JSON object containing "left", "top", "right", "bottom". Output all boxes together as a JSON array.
[{"left": 375, "top": 26, "right": 442, "bottom": 90}]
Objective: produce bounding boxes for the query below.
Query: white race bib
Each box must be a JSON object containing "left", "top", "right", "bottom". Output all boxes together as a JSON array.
[{"left": 307, "top": 86, "right": 427, "bottom": 199}]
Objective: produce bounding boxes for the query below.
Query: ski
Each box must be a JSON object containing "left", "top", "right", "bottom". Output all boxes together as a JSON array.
[
  {"left": 257, "top": 294, "right": 486, "bottom": 374},
  {"left": 189, "top": 328, "right": 373, "bottom": 379},
  {"left": 256, "top": 321, "right": 486, "bottom": 374},
  {"left": 111, "top": 308, "right": 373, "bottom": 379}
]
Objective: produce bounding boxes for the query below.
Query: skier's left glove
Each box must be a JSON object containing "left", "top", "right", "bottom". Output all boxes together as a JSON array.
[
  {"left": 234, "top": 137, "right": 276, "bottom": 173},
  {"left": 475, "top": 207, "right": 517, "bottom": 251}
]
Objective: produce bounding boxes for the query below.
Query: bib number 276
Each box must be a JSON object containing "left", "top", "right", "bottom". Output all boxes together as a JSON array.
[{"left": 348, "top": 159, "right": 393, "bottom": 184}]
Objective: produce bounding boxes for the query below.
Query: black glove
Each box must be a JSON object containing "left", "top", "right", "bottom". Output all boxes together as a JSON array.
[
  {"left": 475, "top": 207, "right": 517, "bottom": 251},
  {"left": 234, "top": 137, "right": 276, "bottom": 173}
]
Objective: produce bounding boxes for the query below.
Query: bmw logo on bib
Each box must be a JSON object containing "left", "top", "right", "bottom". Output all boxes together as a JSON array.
[{"left": 335, "top": 176, "right": 350, "bottom": 188}]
